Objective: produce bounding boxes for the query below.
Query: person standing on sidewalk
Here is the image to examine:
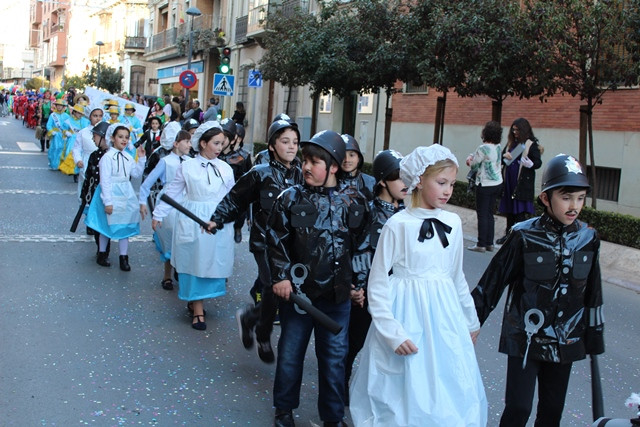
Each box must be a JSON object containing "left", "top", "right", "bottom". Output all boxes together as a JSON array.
[
  {"left": 472, "top": 154, "right": 604, "bottom": 427},
  {"left": 496, "top": 118, "right": 543, "bottom": 244},
  {"left": 466, "top": 120, "right": 504, "bottom": 252}
]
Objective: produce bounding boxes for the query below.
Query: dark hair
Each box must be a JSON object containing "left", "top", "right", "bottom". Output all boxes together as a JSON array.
[
  {"left": 198, "top": 127, "right": 224, "bottom": 151},
  {"left": 374, "top": 169, "right": 400, "bottom": 196},
  {"left": 481, "top": 121, "right": 502, "bottom": 145},
  {"left": 235, "top": 102, "right": 245, "bottom": 113},
  {"left": 301, "top": 144, "right": 338, "bottom": 169},
  {"left": 148, "top": 116, "right": 162, "bottom": 126},
  {"left": 508, "top": 117, "right": 536, "bottom": 148},
  {"left": 175, "top": 130, "right": 192, "bottom": 143},
  {"left": 113, "top": 125, "right": 130, "bottom": 137},
  {"left": 538, "top": 185, "right": 590, "bottom": 208}
]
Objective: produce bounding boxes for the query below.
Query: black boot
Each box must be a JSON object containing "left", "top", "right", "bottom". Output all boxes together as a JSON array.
[
  {"left": 119, "top": 255, "right": 131, "bottom": 272},
  {"left": 97, "top": 252, "right": 111, "bottom": 267}
]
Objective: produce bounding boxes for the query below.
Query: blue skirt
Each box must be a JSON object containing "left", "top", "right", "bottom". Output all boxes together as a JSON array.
[
  {"left": 85, "top": 184, "right": 140, "bottom": 240},
  {"left": 177, "top": 273, "right": 226, "bottom": 301}
]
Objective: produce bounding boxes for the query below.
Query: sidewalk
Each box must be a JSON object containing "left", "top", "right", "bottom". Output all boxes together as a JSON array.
[{"left": 447, "top": 204, "right": 640, "bottom": 293}]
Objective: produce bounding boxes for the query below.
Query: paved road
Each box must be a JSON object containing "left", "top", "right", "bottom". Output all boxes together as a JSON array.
[{"left": 1, "top": 116, "right": 638, "bottom": 426}]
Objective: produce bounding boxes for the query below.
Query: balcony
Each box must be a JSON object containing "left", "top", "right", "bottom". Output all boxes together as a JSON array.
[
  {"left": 124, "top": 36, "right": 146, "bottom": 50},
  {"left": 247, "top": 1, "right": 309, "bottom": 38},
  {"left": 144, "top": 14, "right": 218, "bottom": 61},
  {"left": 146, "top": 27, "right": 177, "bottom": 54},
  {"left": 235, "top": 15, "right": 252, "bottom": 45}
]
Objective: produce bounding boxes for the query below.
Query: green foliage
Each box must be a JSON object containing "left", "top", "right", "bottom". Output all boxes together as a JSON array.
[
  {"left": 83, "top": 59, "right": 123, "bottom": 94},
  {"left": 25, "top": 77, "right": 49, "bottom": 91},
  {"left": 176, "top": 29, "right": 225, "bottom": 56},
  {"left": 62, "top": 74, "right": 87, "bottom": 91},
  {"left": 253, "top": 142, "right": 267, "bottom": 156}
]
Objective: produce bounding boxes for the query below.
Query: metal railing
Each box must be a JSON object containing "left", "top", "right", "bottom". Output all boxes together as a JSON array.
[
  {"left": 235, "top": 15, "right": 248, "bottom": 44},
  {"left": 124, "top": 36, "right": 146, "bottom": 49},
  {"left": 145, "top": 27, "right": 177, "bottom": 53}
]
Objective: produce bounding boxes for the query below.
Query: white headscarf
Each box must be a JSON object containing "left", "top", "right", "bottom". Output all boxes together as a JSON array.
[
  {"left": 190, "top": 120, "right": 222, "bottom": 152},
  {"left": 400, "top": 144, "right": 459, "bottom": 193},
  {"left": 160, "top": 122, "right": 181, "bottom": 150},
  {"left": 105, "top": 123, "right": 130, "bottom": 148}
]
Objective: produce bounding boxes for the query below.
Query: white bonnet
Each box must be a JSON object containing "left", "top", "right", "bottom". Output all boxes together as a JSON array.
[
  {"left": 105, "top": 123, "right": 130, "bottom": 147},
  {"left": 190, "top": 120, "right": 222, "bottom": 152},
  {"left": 399, "top": 144, "right": 459, "bottom": 193},
  {"left": 160, "top": 121, "right": 181, "bottom": 150}
]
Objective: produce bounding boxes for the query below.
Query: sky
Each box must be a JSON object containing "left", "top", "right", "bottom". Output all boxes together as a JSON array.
[{"left": 0, "top": 0, "right": 30, "bottom": 68}]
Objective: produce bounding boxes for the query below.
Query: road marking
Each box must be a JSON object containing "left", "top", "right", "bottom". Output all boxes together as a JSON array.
[
  {"left": 0, "top": 151, "right": 44, "bottom": 156},
  {"left": 16, "top": 141, "right": 41, "bottom": 151},
  {"left": 0, "top": 189, "right": 77, "bottom": 195},
  {"left": 0, "top": 165, "right": 50, "bottom": 170},
  {"left": 0, "top": 234, "right": 153, "bottom": 243}
]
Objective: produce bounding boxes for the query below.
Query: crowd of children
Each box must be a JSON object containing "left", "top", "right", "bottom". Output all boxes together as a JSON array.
[{"left": 5, "top": 87, "right": 604, "bottom": 427}]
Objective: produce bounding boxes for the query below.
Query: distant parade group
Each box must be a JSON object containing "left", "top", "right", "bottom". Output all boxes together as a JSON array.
[{"left": 2, "top": 84, "right": 616, "bottom": 427}]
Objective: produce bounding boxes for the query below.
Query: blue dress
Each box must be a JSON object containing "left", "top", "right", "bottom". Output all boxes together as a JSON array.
[{"left": 46, "top": 112, "right": 70, "bottom": 170}]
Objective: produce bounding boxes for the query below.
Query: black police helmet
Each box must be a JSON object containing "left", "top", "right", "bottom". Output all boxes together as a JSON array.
[
  {"left": 341, "top": 134, "right": 364, "bottom": 168},
  {"left": 267, "top": 119, "right": 300, "bottom": 146},
  {"left": 273, "top": 113, "right": 294, "bottom": 124},
  {"left": 220, "top": 118, "right": 237, "bottom": 140},
  {"left": 301, "top": 130, "right": 346, "bottom": 165},
  {"left": 541, "top": 154, "right": 590, "bottom": 193},
  {"left": 91, "top": 121, "right": 110, "bottom": 138},
  {"left": 373, "top": 149, "right": 403, "bottom": 183},
  {"left": 182, "top": 118, "right": 199, "bottom": 132},
  {"left": 235, "top": 124, "right": 245, "bottom": 139}
]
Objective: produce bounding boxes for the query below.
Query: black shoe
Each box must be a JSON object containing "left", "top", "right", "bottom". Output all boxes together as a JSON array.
[
  {"left": 119, "top": 255, "right": 131, "bottom": 272},
  {"left": 161, "top": 278, "right": 174, "bottom": 290},
  {"left": 97, "top": 252, "right": 111, "bottom": 267},
  {"left": 86, "top": 227, "right": 95, "bottom": 236},
  {"left": 236, "top": 305, "right": 255, "bottom": 350},
  {"left": 496, "top": 235, "right": 508, "bottom": 245},
  {"left": 257, "top": 338, "right": 275, "bottom": 364},
  {"left": 234, "top": 228, "right": 242, "bottom": 243},
  {"left": 192, "top": 314, "right": 206, "bottom": 331},
  {"left": 73, "top": 174, "right": 78, "bottom": 183},
  {"left": 274, "top": 409, "right": 295, "bottom": 427}
]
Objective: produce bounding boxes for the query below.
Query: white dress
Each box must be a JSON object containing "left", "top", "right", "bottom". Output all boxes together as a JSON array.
[
  {"left": 349, "top": 207, "right": 487, "bottom": 427},
  {"left": 152, "top": 155, "right": 235, "bottom": 301}
]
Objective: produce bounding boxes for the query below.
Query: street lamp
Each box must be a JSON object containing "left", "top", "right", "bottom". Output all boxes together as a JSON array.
[
  {"left": 185, "top": 7, "right": 202, "bottom": 103},
  {"left": 95, "top": 41, "right": 104, "bottom": 89}
]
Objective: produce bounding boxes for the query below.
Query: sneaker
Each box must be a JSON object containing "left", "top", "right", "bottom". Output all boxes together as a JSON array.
[
  {"left": 467, "top": 245, "right": 486, "bottom": 253},
  {"left": 257, "top": 338, "right": 275, "bottom": 364},
  {"left": 486, "top": 245, "right": 495, "bottom": 252},
  {"left": 236, "top": 306, "right": 255, "bottom": 350}
]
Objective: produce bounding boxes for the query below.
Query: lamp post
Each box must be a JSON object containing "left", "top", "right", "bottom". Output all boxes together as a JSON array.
[
  {"left": 185, "top": 7, "right": 202, "bottom": 104},
  {"left": 61, "top": 55, "right": 67, "bottom": 89},
  {"left": 95, "top": 41, "right": 104, "bottom": 89}
]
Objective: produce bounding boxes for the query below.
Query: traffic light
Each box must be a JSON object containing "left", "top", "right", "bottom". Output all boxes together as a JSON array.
[{"left": 219, "top": 47, "right": 231, "bottom": 74}]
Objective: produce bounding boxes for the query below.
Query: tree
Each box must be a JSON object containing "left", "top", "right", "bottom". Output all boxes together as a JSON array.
[
  {"left": 529, "top": 0, "right": 640, "bottom": 208},
  {"left": 25, "top": 77, "right": 49, "bottom": 91},
  {"left": 83, "top": 59, "right": 123, "bottom": 94},
  {"left": 62, "top": 74, "right": 87, "bottom": 92}
]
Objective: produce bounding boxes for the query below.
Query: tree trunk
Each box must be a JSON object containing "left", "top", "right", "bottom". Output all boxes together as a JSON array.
[
  {"left": 341, "top": 92, "right": 357, "bottom": 135},
  {"left": 311, "top": 93, "right": 319, "bottom": 136},
  {"left": 433, "top": 92, "right": 447, "bottom": 145},
  {"left": 383, "top": 92, "right": 392, "bottom": 151},
  {"left": 491, "top": 100, "right": 502, "bottom": 124},
  {"left": 285, "top": 85, "right": 293, "bottom": 115},
  {"left": 587, "top": 100, "right": 597, "bottom": 209},
  {"left": 579, "top": 105, "right": 589, "bottom": 167}
]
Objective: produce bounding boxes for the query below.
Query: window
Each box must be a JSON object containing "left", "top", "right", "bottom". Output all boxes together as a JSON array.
[
  {"left": 319, "top": 91, "right": 332, "bottom": 113},
  {"left": 130, "top": 66, "right": 146, "bottom": 97},
  {"left": 586, "top": 166, "right": 621, "bottom": 202},
  {"left": 404, "top": 81, "right": 428, "bottom": 94},
  {"left": 358, "top": 92, "right": 373, "bottom": 114}
]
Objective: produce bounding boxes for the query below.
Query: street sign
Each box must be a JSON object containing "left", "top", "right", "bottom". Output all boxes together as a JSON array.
[
  {"left": 213, "top": 73, "right": 235, "bottom": 96},
  {"left": 179, "top": 70, "right": 197, "bottom": 89},
  {"left": 248, "top": 69, "right": 263, "bottom": 88}
]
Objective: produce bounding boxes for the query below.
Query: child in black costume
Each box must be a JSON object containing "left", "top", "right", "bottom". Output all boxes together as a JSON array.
[
  {"left": 267, "top": 130, "right": 367, "bottom": 427},
  {"left": 209, "top": 119, "right": 302, "bottom": 364},
  {"left": 472, "top": 154, "right": 604, "bottom": 427},
  {"left": 338, "top": 134, "right": 376, "bottom": 201},
  {"left": 344, "top": 149, "right": 406, "bottom": 405}
]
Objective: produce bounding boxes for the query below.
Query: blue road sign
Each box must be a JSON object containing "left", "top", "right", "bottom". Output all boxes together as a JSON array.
[
  {"left": 213, "top": 73, "right": 235, "bottom": 96},
  {"left": 248, "top": 69, "right": 263, "bottom": 88}
]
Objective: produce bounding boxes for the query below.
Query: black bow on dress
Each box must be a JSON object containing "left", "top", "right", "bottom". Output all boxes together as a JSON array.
[
  {"left": 418, "top": 218, "right": 452, "bottom": 248},
  {"left": 201, "top": 161, "right": 221, "bottom": 184}
]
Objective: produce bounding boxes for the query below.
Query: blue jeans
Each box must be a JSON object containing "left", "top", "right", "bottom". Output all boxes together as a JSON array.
[{"left": 273, "top": 297, "right": 350, "bottom": 423}]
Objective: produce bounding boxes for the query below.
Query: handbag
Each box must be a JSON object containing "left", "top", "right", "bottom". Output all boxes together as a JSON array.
[
  {"left": 466, "top": 169, "right": 477, "bottom": 194},
  {"left": 35, "top": 126, "right": 43, "bottom": 140}
]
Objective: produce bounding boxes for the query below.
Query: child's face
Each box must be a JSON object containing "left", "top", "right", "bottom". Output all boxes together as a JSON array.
[
  {"left": 302, "top": 155, "right": 337, "bottom": 187},
  {"left": 382, "top": 177, "right": 408, "bottom": 202},
  {"left": 416, "top": 166, "right": 457, "bottom": 210},
  {"left": 150, "top": 120, "right": 160, "bottom": 131},
  {"left": 221, "top": 135, "right": 234, "bottom": 152},
  {"left": 341, "top": 150, "right": 359, "bottom": 174},
  {"left": 272, "top": 129, "right": 299, "bottom": 165},
  {"left": 125, "top": 109, "right": 134, "bottom": 116},
  {"left": 112, "top": 129, "right": 130, "bottom": 151},
  {"left": 174, "top": 138, "right": 191, "bottom": 156},
  {"left": 200, "top": 133, "right": 225, "bottom": 159},
  {"left": 90, "top": 110, "right": 104, "bottom": 125},
  {"left": 540, "top": 189, "right": 587, "bottom": 226},
  {"left": 188, "top": 128, "right": 197, "bottom": 136},
  {"left": 55, "top": 104, "right": 64, "bottom": 112},
  {"left": 92, "top": 133, "right": 105, "bottom": 148},
  {"left": 110, "top": 113, "right": 119, "bottom": 121}
]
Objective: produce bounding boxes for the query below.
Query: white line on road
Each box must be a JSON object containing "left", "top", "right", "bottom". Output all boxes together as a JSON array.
[
  {"left": 0, "top": 234, "right": 153, "bottom": 243},
  {"left": 0, "top": 151, "right": 44, "bottom": 156},
  {"left": 16, "top": 141, "right": 41, "bottom": 152},
  {"left": 0, "top": 189, "right": 77, "bottom": 195}
]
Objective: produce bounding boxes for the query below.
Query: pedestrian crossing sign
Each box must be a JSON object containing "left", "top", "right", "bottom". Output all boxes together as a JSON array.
[{"left": 213, "top": 73, "right": 235, "bottom": 97}]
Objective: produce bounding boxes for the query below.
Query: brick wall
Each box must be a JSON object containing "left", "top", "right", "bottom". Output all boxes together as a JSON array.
[{"left": 393, "top": 86, "right": 640, "bottom": 132}]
